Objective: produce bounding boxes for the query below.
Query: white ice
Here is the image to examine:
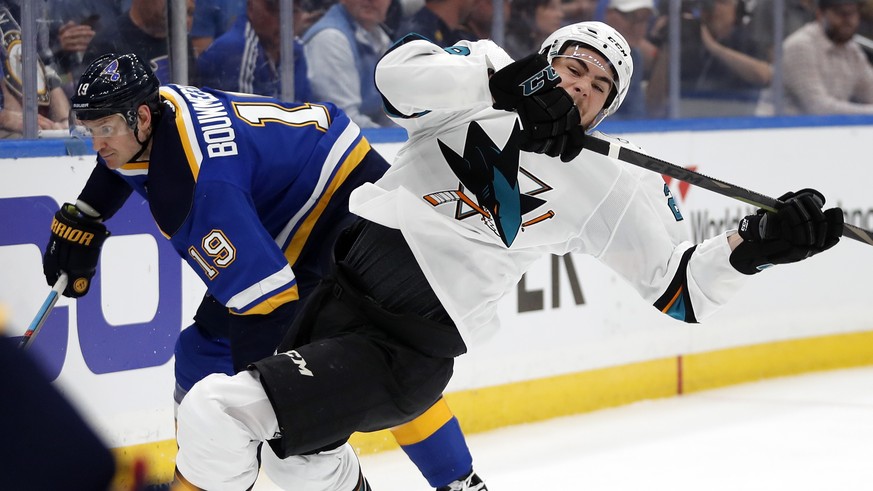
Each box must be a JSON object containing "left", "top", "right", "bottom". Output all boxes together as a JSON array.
[{"left": 254, "top": 365, "right": 873, "bottom": 490}]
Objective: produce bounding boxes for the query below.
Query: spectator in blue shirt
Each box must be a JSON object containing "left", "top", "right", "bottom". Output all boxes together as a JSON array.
[
  {"left": 190, "top": 0, "right": 247, "bottom": 55},
  {"left": 303, "top": 0, "right": 394, "bottom": 127},
  {"left": 84, "top": 0, "right": 197, "bottom": 84},
  {"left": 197, "top": 0, "right": 312, "bottom": 101},
  {"left": 394, "top": 0, "right": 476, "bottom": 46}
]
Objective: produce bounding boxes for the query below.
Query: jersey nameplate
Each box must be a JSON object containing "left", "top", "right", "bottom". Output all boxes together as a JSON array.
[{"left": 177, "top": 86, "right": 240, "bottom": 158}]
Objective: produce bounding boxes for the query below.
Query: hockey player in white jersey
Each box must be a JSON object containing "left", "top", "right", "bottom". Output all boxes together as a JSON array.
[{"left": 173, "top": 21, "right": 843, "bottom": 490}]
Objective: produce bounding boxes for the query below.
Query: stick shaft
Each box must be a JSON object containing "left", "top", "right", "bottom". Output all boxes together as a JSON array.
[
  {"left": 18, "top": 273, "right": 68, "bottom": 351},
  {"left": 585, "top": 136, "right": 873, "bottom": 247}
]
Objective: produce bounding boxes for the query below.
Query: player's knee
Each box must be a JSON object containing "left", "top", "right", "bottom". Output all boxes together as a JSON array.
[
  {"left": 175, "top": 373, "right": 264, "bottom": 489},
  {"left": 177, "top": 373, "right": 232, "bottom": 438},
  {"left": 180, "top": 371, "right": 279, "bottom": 443},
  {"left": 262, "top": 442, "right": 363, "bottom": 490}
]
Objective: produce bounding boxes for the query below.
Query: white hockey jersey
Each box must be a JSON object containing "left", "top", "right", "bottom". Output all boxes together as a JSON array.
[{"left": 350, "top": 37, "right": 746, "bottom": 348}]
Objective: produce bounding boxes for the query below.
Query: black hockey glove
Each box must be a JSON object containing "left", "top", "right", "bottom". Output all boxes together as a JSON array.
[
  {"left": 729, "top": 189, "right": 842, "bottom": 275},
  {"left": 489, "top": 53, "right": 586, "bottom": 162},
  {"left": 43, "top": 203, "right": 110, "bottom": 297}
]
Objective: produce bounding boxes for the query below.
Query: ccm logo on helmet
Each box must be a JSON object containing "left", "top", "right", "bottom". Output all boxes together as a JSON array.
[{"left": 607, "top": 35, "right": 628, "bottom": 58}]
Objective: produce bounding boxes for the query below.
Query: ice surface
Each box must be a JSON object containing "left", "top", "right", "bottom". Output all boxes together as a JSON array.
[{"left": 254, "top": 366, "right": 873, "bottom": 490}]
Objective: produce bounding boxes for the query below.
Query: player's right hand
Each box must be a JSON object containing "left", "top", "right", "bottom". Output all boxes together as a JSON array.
[
  {"left": 43, "top": 203, "right": 110, "bottom": 297},
  {"left": 489, "top": 53, "right": 583, "bottom": 162},
  {"left": 729, "top": 189, "right": 842, "bottom": 275}
]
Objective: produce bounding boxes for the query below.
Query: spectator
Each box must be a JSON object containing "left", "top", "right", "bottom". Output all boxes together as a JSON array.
[
  {"left": 646, "top": 0, "right": 772, "bottom": 117},
  {"left": 504, "top": 0, "right": 564, "bottom": 59},
  {"left": 297, "top": 0, "right": 334, "bottom": 33},
  {"left": 197, "top": 0, "right": 313, "bottom": 101},
  {"left": 561, "top": 0, "right": 597, "bottom": 23},
  {"left": 393, "top": 0, "right": 476, "bottom": 46},
  {"left": 859, "top": 0, "right": 873, "bottom": 61},
  {"left": 384, "top": 0, "right": 421, "bottom": 33},
  {"left": 84, "top": 0, "right": 196, "bottom": 84},
  {"left": 303, "top": 0, "right": 394, "bottom": 127},
  {"left": 0, "top": 65, "right": 69, "bottom": 138},
  {"left": 47, "top": 0, "right": 125, "bottom": 92},
  {"left": 0, "top": 5, "right": 70, "bottom": 138},
  {"left": 744, "top": 0, "right": 816, "bottom": 62},
  {"left": 604, "top": 0, "right": 657, "bottom": 119},
  {"left": 189, "top": 0, "right": 246, "bottom": 56},
  {"left": 779, "top": 0, "right": 873, "bottom": 113},
  {"left": 462, "top": 0, "right": 510, "bottom": 39}
]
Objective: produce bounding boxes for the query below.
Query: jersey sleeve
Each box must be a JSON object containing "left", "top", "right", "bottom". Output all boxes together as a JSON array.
[
  {"left": 77, "top": 161, "right": 134, "bottom": 220},
  {"left": 589, "top": 146, "right": 747, "bottom": 323},
  {"left": 183, "top": 180, "right": 298, "bottom": 315},
  {"left": 374, "top": 35, "right": 513, "bottom": 119}
]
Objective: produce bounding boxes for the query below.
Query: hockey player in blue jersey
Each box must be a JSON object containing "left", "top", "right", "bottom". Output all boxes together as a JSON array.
[
  {"left": 42, "top": 52, "right": 486, "bottom": 490},
  {"left": 170, "top": 21, "right": 844, "bottom": 490}
]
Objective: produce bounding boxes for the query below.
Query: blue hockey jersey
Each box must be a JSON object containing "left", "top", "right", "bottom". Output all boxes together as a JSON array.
[{"left": 83, "top": 85, "right": 387, "bottom": 314}]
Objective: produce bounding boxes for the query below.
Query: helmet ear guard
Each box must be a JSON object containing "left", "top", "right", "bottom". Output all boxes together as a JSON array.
[{"left": 540, "top": 21, "right": 634, "bottom": 130}]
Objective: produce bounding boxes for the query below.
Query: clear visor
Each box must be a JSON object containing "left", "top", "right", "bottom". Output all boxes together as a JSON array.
[
  {"left": 69, "top": 112, "right": 133, "bottom": 139},
  {"left": 552, "top": 46, "right": 618, "bottom": 89}
]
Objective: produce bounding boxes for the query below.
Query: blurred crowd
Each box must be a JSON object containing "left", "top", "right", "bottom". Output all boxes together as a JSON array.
[{"left": 3, "top": 0, "right": 873, "bottom": 138}]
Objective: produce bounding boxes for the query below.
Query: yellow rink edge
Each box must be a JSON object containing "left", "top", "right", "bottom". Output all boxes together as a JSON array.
[{"left": 113, "top": 329, "right": 873, "bottom": 485}]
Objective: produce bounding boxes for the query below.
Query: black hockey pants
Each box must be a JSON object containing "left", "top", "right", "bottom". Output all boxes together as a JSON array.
[{"left": 250, "top": 220, "right": 466, "bottom": 458}]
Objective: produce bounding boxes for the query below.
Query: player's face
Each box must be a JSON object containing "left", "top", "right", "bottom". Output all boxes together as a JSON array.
[
  {"left": 80, "top": 114, "right": 139, "bottom": 169},
  {"left": 551, "top": 45, "right": 615, "bottom": 129}
]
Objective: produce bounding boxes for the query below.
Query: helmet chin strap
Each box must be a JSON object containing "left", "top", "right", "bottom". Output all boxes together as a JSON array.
[
  {"left": 126, "top": 106, "right": 158, "bottom": 163},
  {"left": 127, "top": 123, "right": 153, "bottom": 163}
]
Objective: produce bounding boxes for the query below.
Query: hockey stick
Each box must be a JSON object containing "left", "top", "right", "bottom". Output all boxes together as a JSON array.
[
  {"left": 18, "top": 273, "right": 68, "bottom": 351},
  {"left": 584, "top": 136, "right": 873, "bottom": 247}
]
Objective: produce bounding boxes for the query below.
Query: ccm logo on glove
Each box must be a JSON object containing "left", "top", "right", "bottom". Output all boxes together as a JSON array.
[{"left": 521, "top": 66, "right": 560, "bottom": 96}]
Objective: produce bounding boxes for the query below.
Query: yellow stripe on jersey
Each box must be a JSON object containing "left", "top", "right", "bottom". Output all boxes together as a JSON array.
[
  {"left": 283, "top": 138, "right": 371, "bottom": 265},
  {"left": 119, "top": 162, "right": 149, "bottom": 171},
  {"left": 235, "top": 284, "right": 299, "bottom": 315},
  {"left": 159, "top": 87, "right": 201, "bottom": 182},
  {"left": 389, "top": 397, "right": 454, "bottom": 446}
]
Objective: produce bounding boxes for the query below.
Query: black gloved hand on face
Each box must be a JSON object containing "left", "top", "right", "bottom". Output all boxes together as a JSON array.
[{"left": 490, "top": 53, "right": 586, "bottom": 162}]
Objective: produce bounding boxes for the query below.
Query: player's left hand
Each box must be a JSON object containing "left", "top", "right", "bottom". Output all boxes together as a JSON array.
[
  {"left": 489, "top": 53, "right": 584, "bottom": 162},
  {"left": 729, "top": 188, "right": 843, "bottom": 274},
  {"left": 42, "top": 203, "right": 110, "bottom": 297}
]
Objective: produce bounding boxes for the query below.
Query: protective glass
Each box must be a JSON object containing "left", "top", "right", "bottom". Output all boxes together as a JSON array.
[{"left": 69, "top": 112, "right": 133, "bottom": 139}]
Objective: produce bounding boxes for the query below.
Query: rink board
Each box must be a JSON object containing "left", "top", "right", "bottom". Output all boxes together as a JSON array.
[{"left": 2, "top": 116, "right": 872, "bottom": 483}]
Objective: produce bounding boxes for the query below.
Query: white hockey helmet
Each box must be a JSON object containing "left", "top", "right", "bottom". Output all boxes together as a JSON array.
[{"left": 540, "top": 21, "right": 634, "bottom": 130}]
